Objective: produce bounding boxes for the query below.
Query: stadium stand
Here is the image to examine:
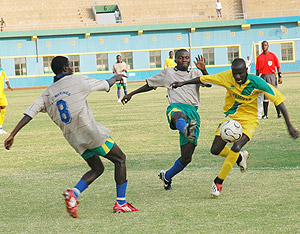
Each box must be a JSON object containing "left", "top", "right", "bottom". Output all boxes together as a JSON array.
[
  {"left": 0, "top": 0, "right": 299, "bottom": 31},
  {"left": 244, "top": 0, "right": 299, "bottom": 18}
]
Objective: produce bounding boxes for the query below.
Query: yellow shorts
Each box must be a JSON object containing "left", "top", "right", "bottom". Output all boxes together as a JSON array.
[
  {"left": 0, "top": 97, "right": 8, "bottom": 106},
  {"left": 215, "top": 118, "right": 259, "bottom": 140}
]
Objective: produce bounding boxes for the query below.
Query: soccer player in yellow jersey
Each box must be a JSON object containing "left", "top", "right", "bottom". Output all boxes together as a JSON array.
[
  {"left": 163, "top": 51, "right": 177, "bottom": 68},
  {"left": 0, "top": 67, "right": 13, "bottom": 134},
  {"left": 171, "top": 58, "right": 298, "bottom": 198}
]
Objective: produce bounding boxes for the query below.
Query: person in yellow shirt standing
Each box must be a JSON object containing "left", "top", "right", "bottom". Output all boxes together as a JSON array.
[
  {"left": 164, "top": 51, "right": 177, "bottom": 69},
  {"left": 0, "top": 67, "right": 13, "bottom": 134},
  {"left": 171, "top": 58, "right": 298, "bottom": 198}
]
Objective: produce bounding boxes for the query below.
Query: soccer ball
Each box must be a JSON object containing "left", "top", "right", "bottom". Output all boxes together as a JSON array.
[{"left": 220, "top": 119, "right": 243, "bottom": 143}]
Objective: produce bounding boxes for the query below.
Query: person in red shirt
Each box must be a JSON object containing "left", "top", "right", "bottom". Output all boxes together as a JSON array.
[{"left": 256, "top": 41, "right": 282, "bottom": 119}]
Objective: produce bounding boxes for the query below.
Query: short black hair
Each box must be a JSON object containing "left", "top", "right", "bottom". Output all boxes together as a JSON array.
[
  {"left": 175, "top": 49, "right": 189, "bottom": 59},
  {"left": 232, "top": 58, "right": 246, "bottom": 69},
  {"left": 51, "top": 56, "right": 69, "bottom": 75},
  {"left": 116, "top": 54, "right": 121, "bottom": 60},
  {"left": 261, "top": 40, "right": 268, "bottom": 46},
  {"left": 169, "top": 51, "right": 173, "bottom": 56}
]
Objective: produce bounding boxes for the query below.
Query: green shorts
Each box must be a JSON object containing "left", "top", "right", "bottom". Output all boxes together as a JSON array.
[
  {"left": 166, "top": 103, "right": 200, "bottom": 146},
  {"left": 116, "top": 83, "right": 127, "bottom": 88},
  {"left": 81, "top": 136, "right": 115, "bottom": 159}
]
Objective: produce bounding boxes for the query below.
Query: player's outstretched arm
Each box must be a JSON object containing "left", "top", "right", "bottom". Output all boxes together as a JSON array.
[
  {"left": 277, "top": 103, "right": 299, "bottom": 139},
  {"left": 170, "top": 77, "right": 203, "bottom": 89},
  {"left": 4, "top": 115, "right": 32, "bottom": 150},
  {"left": 106, "top": 74, "right": 126, "bottom": 87},
  {"left": 121, "top": 83, "right": 154, "bottom": 104}
]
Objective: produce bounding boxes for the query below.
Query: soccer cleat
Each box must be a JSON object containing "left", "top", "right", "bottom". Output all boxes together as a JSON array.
[
  {"left": 158, "top": 170, "right": 172, "bottom": 190},
  {"left": 262, "top": 115, "right": 268, "bottom": 119},
  {"left": 277, "top": 114, "right": 282, "bottom": 119},
  {"left": 0, "top": 128, "right": 8, "bottom": 134},
  {"left": 117, "top": 99, "right": 121, "bottom": 103},
  {"left": 63, "top": 189, "right": 79, "bottom": 218},
  {"left": 184, "top": 118, "right": 197, "bottom": 142},
  {"left": 211, "top": 182, "right": 222, "bottom": 198},
  {"left": 238, "top": 150, "right": 250, "bottom": 173},
  {"left": 113, "top": 202, "right": 139, "bottom": 213}
]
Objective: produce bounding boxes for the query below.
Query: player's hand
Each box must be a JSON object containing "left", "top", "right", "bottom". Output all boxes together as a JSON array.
[
  {"left": 288, "top": 125, "right": 299, "bottom": 139},
  {"left": 121, "top": 94, "right": 132, "bottom": 105},
  {"left": 170, "top": 81, "right": 185, "bottom": 89},
  {"left": 278, "top": 77, "right": 283, "bottom": 84},
  {"left": 114, "top": 74, "right": 126, "bottom": 83},
  {"left": 194, "top": 55, "right": 206, "bottom": 71},
  {"left": 4, "top": 135, "right": 14, "bottom": 150}
]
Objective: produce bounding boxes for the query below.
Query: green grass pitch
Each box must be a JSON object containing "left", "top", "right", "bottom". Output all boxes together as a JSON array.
[{"left": 0, "top": 74, "right": 299, "bottom": 233}]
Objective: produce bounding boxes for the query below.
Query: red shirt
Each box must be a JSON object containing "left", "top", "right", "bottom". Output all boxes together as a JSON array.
[{"left": 256, "top": 51, "right": 280, "bottom": 74}]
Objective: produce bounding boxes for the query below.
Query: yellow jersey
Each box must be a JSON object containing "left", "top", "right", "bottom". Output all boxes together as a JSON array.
[
  {"left": 0, "top": 68, "right": 9, "bottom": 98},
  {"left": 164, "top": 58, "right": 177, "bottom": 69},
  {"left": 200, "top": 70, "right": 285, "bottom": 122}
]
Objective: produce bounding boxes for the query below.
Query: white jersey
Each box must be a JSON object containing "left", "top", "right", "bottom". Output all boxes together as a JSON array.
[
  {"left": 24, "top": 74, "right": 111, "bottom": 155},
  {"left": 113, "top": 62, "right": 128, "bottom": 83},
  {"left": 146, "top": 67, "right": 203, "bottom": 108}
]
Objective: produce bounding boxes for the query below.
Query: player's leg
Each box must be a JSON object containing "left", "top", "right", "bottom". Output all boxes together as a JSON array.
[
  {"left": 263, "top": 98, "right": 269, "bottom": 119},
  {"left": 160, "top": 104, "right": 200, "bottom": 190},
  {"left": 0, "top": 106, "right": 7, "bottom": 134},
  {"left": 161, "top": 142, "right": 196, "bottom": 188},
  {"left": 211, "top": 134, "right": 249, "bottom": 198},
  {"left": 170, "top": 111, "right": 197, "bottom": 142},
  {"left": 105, "top": 143, "right": 139, "bottom": 213},
  {"left": 123, "top": 83, "right": 128, "bottom": 96},
  {"left": 63, "top": 153, "right": 105, "bottom": 218},
  {"left": 117, "top": 84, "right": 121, "bottom": 102}
]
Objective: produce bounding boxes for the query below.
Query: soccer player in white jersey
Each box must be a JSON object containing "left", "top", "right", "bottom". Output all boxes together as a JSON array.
[
  {"left": 171, "top": 58, "right": 299, "bottom": 198},
  {"left": 4, "top": 56, "right": 139, "bottom": 217},
  {"left": 113, "top": 55, "right": 128, "bottom": 102},
  {"left": 122, "top": 49, "right": 210, "bottom": 190}
]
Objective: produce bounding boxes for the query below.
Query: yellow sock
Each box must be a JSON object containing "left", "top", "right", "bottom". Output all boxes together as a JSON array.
[
  {"left": 218, "top": 150, "right": 240, "bottom": 180},
  {"left": 218, "top": 145, "right": 231, "bottom": 158},
  {"left": 0, "top": 108, "right": 6, "bottom": 126}
]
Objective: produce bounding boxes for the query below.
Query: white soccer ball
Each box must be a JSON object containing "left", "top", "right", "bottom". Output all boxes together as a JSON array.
[{"left": 220, "top": 119, "right": 243, "bottom": 143}]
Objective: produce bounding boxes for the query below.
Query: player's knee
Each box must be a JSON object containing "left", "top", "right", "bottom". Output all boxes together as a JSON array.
[
  {"left": 114, "top": 152, "right": 126, "bottom": 166},
  {"left": 94, "top": 164, "right": 104, "bottom": 177},
  {"left": 180, "top": 155, "right": 192, "bottom": 165},
  {"left": 210, "top": 145, "right": 221, "bottom": 155},
  {"left": 231, "top": 144, "right": 242, "bottom": 153}
]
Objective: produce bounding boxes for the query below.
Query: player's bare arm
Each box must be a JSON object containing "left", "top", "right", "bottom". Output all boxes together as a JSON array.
[
  {"left": 194, "top": 55, "right": 208, "bottom": 75},
  {"left": 170, "top": 77, "right": 203, "bottom": 89},
  {"left": 107, "top": 74, "right": 126, "bottom": 86},
  {"left": 4, "top": 115, "right": 32, "bottom": 150},
  {"left": 277, "top": 103, "right": 299, "bottom": 139},
  {"left": 121, "top": 83, "right": 154, "bottom": 104},
  {"left": 5, "top": 81, "right": 13, "bottom": 91}
]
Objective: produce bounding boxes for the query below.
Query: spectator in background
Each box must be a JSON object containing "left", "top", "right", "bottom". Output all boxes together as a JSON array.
[
  {"left": 114, "top": 9, "right": 121, "bottom": 23},
  {"left": 214, "top": 0, "right": 222, "bottom": 18},
  {"left": 256, "top": 41, "right": 282, "bottom": 119},
  {"left": 113, "top": 55, "right": 128, "bottom": 102},
  {"left": 0, "top": 67, "right": 13, "bottom": 134},
  {"left": 0, "top": 18, "right": 6, "bottom": 31},
  {"left": 164, "top": 51, "right": 177, "bottom": 69},
  {"left": 246, "top": 56, "right": 251, "bottom": 73}
]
